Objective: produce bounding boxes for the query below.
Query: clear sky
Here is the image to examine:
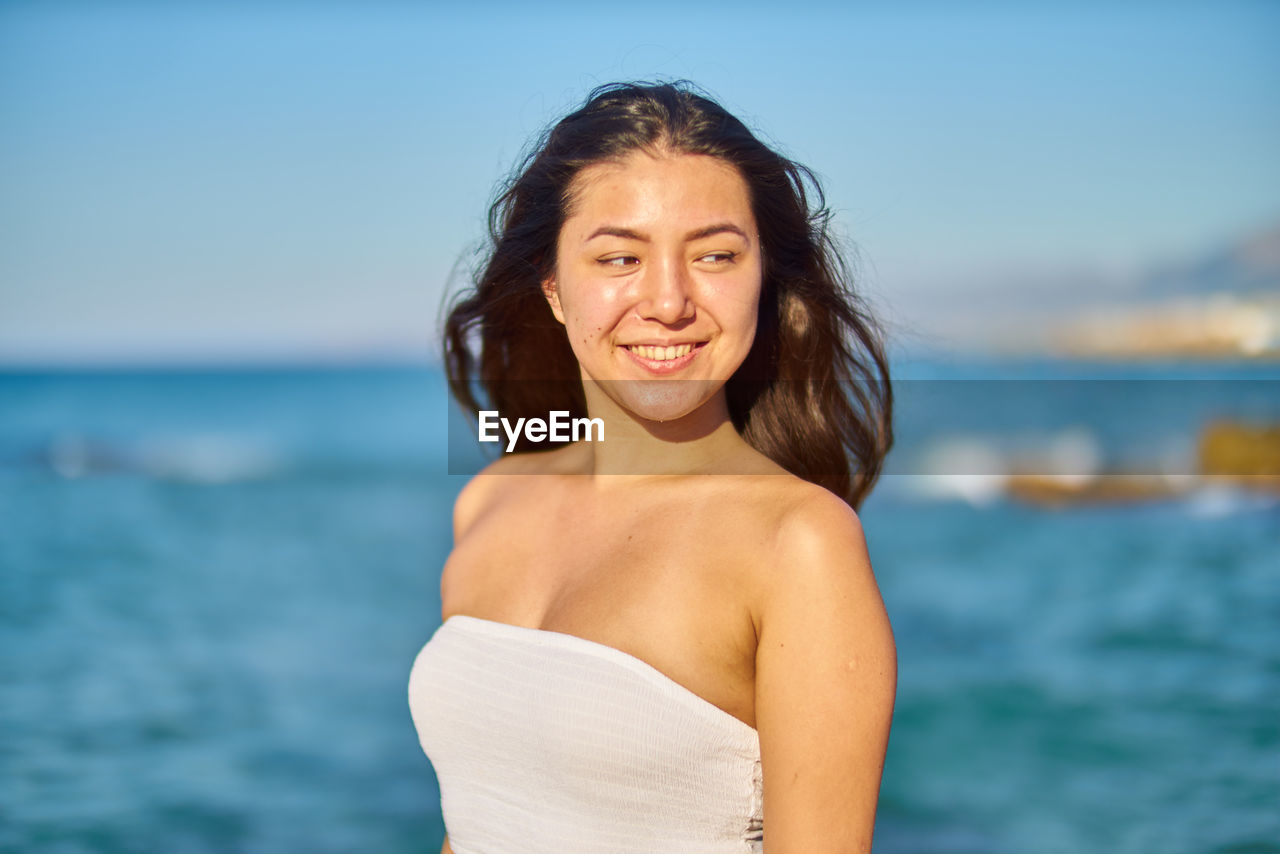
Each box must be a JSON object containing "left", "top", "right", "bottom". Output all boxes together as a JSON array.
[{"left": 2, "top": 1, "right": 1277, "bottom": 363}]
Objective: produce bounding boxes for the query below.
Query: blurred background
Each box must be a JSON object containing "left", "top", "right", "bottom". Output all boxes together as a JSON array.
[{"left": 2, "top": 2, "right": 1277, "bottom": 852}]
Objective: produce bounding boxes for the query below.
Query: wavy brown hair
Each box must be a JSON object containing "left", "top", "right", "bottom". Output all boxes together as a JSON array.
[{"left": 442, "top": 81, "right": 893, "bottom": 510}]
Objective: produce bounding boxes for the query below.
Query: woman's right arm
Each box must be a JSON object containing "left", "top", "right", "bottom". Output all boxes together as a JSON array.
[
  {"left": 754, "top": 490, "right": 897, "bottom": 853},
  {"left": 440, "top": 468, "right": 510, "bottom": 854},
  {"left": 440, "top": 475, "right": 494, "bottom": 854}
]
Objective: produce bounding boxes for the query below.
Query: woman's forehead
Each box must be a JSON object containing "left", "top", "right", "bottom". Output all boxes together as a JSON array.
[{"left": 563, "top": 152, "right": 754, "bottom": 234}]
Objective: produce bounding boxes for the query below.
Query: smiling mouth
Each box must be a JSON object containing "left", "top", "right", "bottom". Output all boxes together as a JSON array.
[{"left": 621, "top": 342, "right": 704, "bottom": 361}]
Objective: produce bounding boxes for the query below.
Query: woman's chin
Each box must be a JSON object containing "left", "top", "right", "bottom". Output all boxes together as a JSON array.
[{"left": 603, "top": 379, "right": 723, "bottom": 425}]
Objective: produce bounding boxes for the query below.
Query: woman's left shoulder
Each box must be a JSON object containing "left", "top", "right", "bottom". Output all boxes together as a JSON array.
[
  {"left": 776, "top": 481, "right": 870, "bottom": 568},
  {"left": 747, "top": 478, "right": 896, "bottom": 851},
  {"left": 723, "top": 475, "right": 882, "bottom": 622},
  {"left": 743, "top": 477, "right": 873, "bottom": 587}
]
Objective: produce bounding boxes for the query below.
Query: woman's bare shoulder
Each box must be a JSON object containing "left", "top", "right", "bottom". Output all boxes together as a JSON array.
[
  {"left": 444, "top": 453, "right": 570, "bottom": 618},
  {"left": 773, "top": 479, "right": 866, "bottom": 544},
  {"left": 694, "top": 472, "right": 851, "bottom": 576},
  {"left": 729, "top": 476, "right": 875, "bottom": 614},
  {"left": 451, "top": 447, "right": 581, "bottom": 540},
  {"left": 451, "top": 458, "right": 513, "bottom": 542},
  {"left": 720, "top": 472, "right": 859, "bottom": 545},
  {"left": 749, "top": 480, "right": 894, "bottom": 850}
]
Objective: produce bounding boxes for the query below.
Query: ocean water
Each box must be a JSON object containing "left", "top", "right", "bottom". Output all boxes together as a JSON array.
[{"left": 2, "top": 362, "right": 1277, "bottom": 853}]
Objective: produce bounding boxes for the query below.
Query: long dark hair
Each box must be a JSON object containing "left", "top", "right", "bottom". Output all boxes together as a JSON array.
[{"left": 443, "top": 81, "right": 893, "bottom": 510}]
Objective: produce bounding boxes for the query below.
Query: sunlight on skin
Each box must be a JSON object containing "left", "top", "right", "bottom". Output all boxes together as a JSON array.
[{"left": 540, "top": 150, "right": 764, "bottom": 476}]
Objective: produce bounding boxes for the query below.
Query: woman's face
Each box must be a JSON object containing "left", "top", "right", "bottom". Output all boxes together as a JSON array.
[{"left": 543, "top": 151, "right": 763, "bottom": 423}]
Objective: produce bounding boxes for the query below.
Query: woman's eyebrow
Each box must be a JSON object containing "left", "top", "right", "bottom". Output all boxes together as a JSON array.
[
  {"left": 585, "top": 223, "right": 750, "bottom": 242},
  {"left": 586, "top": 226, "right": 647, "bottom": 242},
  {"left": 684, "top": 223, "right": 750, "bottom": 243}
]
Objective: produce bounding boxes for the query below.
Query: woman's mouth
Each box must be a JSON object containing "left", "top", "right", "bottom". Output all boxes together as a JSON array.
[{"left": 621, "top": 342, "right": 706, "bottom": 374}]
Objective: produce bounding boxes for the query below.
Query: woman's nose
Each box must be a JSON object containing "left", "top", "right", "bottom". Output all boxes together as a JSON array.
[{"left": 636, "top": 257, "right": 694, "bottom": 324}]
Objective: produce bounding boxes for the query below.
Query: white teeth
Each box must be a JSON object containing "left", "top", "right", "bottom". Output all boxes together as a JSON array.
[{"left": 627, "top": 343, "right": 695, "bottom": 361}]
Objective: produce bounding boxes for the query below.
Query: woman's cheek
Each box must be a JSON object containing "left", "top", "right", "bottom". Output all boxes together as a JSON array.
[
  {"left": 583, "top": 283, "right": 631, "bottom": 332},
  {"left": 704, "top": 271, "right": 763, "bottom": 305}
]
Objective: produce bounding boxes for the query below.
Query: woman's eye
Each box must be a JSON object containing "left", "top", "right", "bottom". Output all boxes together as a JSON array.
[
  {"left": 698, "top": 251, "right": 737, "bottom": 264},
  {"left": 600, "top": 255, "right": 639, "bottom": 268}
]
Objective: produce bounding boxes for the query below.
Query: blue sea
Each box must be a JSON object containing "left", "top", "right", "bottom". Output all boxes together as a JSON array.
[{"left": 2, "top": 360, "right": 1277, "bottom": 853}]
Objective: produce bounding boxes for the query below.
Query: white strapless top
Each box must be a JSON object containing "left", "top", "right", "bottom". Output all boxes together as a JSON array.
[{"left": 407, "top": 615, "right": 764, "bottom": 854}]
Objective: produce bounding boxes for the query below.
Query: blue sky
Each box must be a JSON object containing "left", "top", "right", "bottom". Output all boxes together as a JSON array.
[{"left": 2, "top": 2, "right": 1277, "bottom": 362}]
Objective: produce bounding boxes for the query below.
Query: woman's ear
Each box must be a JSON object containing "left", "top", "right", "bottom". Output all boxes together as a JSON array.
[{"left": 541, "top": 276, "right": 566, "bottom": 325}]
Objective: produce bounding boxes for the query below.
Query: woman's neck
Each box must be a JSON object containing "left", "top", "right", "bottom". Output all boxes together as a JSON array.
[{"left": 577, "top": 380, "right": 752, "bottom": 478}]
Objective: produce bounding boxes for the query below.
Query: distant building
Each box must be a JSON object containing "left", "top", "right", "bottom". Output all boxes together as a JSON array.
[{"left": 1050, "top": 293, "right": 1280, "bottom": 359}]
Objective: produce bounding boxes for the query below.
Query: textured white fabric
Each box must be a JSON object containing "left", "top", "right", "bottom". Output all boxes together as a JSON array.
[{"left": 408, "top": 615, "right": 764, "bottom": 854}]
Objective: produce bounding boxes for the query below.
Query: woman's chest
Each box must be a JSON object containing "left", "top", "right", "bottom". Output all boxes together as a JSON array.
[{"left": 441, "top": 500, "right": 769, "bottom": 729}]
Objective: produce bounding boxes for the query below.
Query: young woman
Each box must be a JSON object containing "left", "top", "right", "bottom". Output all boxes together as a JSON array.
[{"left": 409, "top": 81, "right": 897, "bottom": 853}]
